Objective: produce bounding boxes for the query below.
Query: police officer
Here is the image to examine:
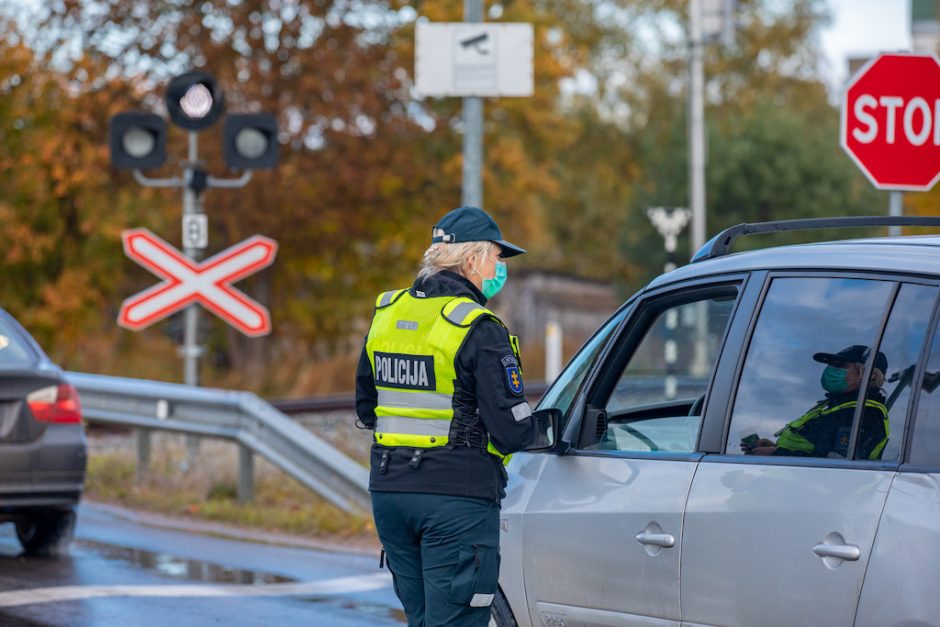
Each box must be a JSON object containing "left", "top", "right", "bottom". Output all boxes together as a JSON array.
[
  {"left": 355, "top": 206, "right": 536, "bottom": 627},
  {"left": 743, "top": 345, "right": 889, "bottom": 459}
]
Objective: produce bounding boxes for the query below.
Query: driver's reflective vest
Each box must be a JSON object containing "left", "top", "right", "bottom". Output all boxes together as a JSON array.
[
  {"left": 365, "top": 288, "right": 519, "bottom": 465},
  {"left": 775, "top": 399, "right": 889, "bottom": 459}
]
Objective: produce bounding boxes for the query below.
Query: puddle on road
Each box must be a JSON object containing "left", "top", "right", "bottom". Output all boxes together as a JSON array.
[
  {"left": 76, "top": 539, "right": 294, "bottom": 585},
  {"left": 75, "top": 539, "right": 407, "bottom": 622}
]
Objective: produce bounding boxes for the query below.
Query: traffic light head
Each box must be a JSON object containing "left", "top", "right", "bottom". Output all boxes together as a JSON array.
[
  {"left": 109, "top": 112, "right": 167, "bottom": 170},
  {"left": 165, "top": 72, "right": 225, "bottom": 131},
  {"left": 223, "top": 114, "right": 279, "bottom": 170}
]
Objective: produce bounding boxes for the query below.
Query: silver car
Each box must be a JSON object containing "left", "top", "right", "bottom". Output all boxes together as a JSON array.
[
  {"left": 0, "top": 307, "right": 86, "bottom": 556},
  {"left": 493, "top": 217, "right": 940, "bottom": 627}
]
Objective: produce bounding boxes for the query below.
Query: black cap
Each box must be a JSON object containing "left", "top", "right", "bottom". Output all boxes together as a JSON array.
[
  {"left": 813, "top": 345, "right": 888, "bottom": 373},
  {"left": 432, "top": 206, "right": 526, "bottom": 258}
]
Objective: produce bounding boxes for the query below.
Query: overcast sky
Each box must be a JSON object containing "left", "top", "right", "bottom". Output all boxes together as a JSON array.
[{"left": 820, "top": 0, "right": 912, "bottom": 89}]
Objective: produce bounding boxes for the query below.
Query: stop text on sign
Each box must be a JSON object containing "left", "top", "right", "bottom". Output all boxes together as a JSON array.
[
  {"left": 841, "top": 52, "right": 940, "bottom": 191},
  {"left": 851, "top": 96, "right": 940, "bottom": 146},
  {"left": 118, "top": 228, "right": 278, "bottom": 337}
]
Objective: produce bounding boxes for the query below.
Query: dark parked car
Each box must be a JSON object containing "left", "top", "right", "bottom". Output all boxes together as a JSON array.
[{"left": 0, "top": 308, "right": 86, "bottom": 556}]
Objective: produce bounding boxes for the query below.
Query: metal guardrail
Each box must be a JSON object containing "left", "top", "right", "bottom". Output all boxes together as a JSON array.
[{"left": 66, "top": 372, "right": 371, "bottom": 516}]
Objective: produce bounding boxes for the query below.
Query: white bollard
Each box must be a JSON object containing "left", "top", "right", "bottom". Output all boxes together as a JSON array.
[{"left": 546, "top": 321, "right": 563, "bottom": 383}]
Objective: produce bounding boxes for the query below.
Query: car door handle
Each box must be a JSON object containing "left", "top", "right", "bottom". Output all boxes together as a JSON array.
[
  {"left": 635, "top": 532, "right": 675, "bottom": 548},
  {"left": 813, "top": 543, "right": 860, "bottom": 561}
]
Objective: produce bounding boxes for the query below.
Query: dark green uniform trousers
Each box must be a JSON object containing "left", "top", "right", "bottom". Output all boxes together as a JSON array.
[{"left": 372, "top": 492, "right": 500, "bottom": 627}]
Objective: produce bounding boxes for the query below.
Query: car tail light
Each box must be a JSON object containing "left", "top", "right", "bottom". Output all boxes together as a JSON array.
[{"left": 27, "top": 384, "right": 83, "bottom": 424}]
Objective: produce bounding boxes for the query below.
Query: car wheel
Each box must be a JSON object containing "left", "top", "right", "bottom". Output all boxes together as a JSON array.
[
  {"left": 489, "top": 588, "right": 517, "bottom": 627},
  {"left": 16, "top": 508, "right": 77, "bottom": 557}
]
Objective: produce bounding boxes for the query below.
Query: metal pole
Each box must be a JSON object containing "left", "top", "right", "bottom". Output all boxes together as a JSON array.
[
  {"left": 237, "top": 443, "right": 255, "bottom": 504},
  {"left": 136, "top": 428, "right": 151, "bottom": 484},
  {"left": 462, "top": 0, "right": 484, "bottom": 208},
  {"left": 182, "top": 132, "right": 203, "bottom": 387},
  {"left": 183, "top": 131, "right": 204, "bottom": 469},
  {"left": 689, "top": 0, "right": 707, "bottom": 256},
  {"left": 889, "top": 191, "right": 903, "bottom": 237},
  {"left": 647, "top": 207, "right": 692, "bottom": 398},
  {"left": 664, "top": 242, "right": 678, "bottom": 400}
]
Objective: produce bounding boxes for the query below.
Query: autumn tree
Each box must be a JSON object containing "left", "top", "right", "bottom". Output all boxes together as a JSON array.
[
  {"left": 23, "top": 1, "right": 605, "bottom": 392},
  {"left": 0, "top": 1, "right": 891, "bottom": 393}
]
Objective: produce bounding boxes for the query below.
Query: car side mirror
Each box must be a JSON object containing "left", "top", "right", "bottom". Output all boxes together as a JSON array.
[{"left": 526, "top": 408, "right": 561, "bottom": 451}]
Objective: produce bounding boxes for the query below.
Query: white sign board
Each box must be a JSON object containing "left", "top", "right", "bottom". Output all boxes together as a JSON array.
[
  {"left": 416, "top": 22, "right": 534, "bottom": 97},
  {"left": 182, "top": 214, "right": 208, "bottom": 250}
]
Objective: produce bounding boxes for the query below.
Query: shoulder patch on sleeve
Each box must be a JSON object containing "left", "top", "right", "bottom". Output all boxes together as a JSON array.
[
  {"left": 500, "top": 354, "right": 518, "bottom": 367},
  {"left": 505, "top": 365, "right": 524, "bottom": 395}
]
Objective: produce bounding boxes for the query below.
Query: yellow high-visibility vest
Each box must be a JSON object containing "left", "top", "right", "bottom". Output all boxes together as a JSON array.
[
  {"left": 365, "top": 288, "right": 518, "bottom": 464},
  {"left": 775, "top": 399, "right": 889, "bottom": 459}
]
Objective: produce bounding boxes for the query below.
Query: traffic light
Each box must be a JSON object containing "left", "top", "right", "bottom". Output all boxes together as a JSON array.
[
  {"left": 222, "top": 114, "right": 279, "bottom": 170},
  {"left": 165, "top": 71, "right": 225, "bottom": 131},
  {"left": 109, "top": 112, "right": 167, "bottom": 170}
]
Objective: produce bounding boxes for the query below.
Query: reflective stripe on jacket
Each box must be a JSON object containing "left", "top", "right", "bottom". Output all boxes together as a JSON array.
[{"left": 775, "top": 398, "right": 889, "bottom": 459}]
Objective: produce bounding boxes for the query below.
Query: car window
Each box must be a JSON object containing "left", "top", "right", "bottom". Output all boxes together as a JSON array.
[
  {"left": 909, "top": 308, "right": 940, "bottom": 466},
  {"left": 0, "top": 315, "right": 37, "bottom": 369},
  {"left": 586, "top": 288, "right": 738, "bottom": 453},
  {"left": 537, "top": 305, "right": 628, "bottom": 417},
  {"left": 607, "top": 295, "right": 736, "bottom": 415},
  {"left": 728, "top": 277, "right": 895, "bottom": 460},
  {"left": 862, "top": 284, "right": 936, "bottom": 461}
]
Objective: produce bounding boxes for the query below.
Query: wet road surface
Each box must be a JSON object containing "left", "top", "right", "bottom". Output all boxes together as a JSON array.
[{"left": 0, "top": 503, "right": 405, "bottom": 626}]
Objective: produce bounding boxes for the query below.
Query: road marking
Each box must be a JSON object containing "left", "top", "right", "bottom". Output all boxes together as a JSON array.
[{"left": 0, "top": 572, "right": 393, "bottom": 608}]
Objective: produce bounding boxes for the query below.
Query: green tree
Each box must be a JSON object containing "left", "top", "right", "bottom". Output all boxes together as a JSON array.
[{"left": 591, "top": 0, "right": 884, "bottom": 290}]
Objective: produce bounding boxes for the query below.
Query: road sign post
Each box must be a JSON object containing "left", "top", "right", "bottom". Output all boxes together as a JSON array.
[
  {"left": 415, "top": 15, "right": 534, "bottom": 209},
  {"left": 841, "top": 53, "right": 940, "bottom": 237},
  {"left": 110, "top": 73, "right": 279, "bottom": 494},
  {"left": 463, "top": 0, "right": 483, "bottom": 208}
]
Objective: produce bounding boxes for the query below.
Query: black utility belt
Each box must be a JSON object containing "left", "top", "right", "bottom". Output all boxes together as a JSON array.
[
  {"left": 377, "top": 448, "right": 428, "bottom": 473},
  {"left": 376, "top": 444, "right": 488, "bottom": 474}
]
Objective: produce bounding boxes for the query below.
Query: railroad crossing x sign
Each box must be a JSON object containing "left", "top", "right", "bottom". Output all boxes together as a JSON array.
[{"left": 118, "top": 228, "right": 278, "bottom": 337}]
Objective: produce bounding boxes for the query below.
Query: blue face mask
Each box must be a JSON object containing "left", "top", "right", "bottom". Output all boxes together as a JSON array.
[
  {"left": 821, "top": 365, "right": 850, "bottom": 393},
  {"left": 481, "top": 260, "right": 507, "bottom": 299}
]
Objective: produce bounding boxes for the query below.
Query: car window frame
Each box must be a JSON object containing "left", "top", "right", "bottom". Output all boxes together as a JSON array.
[
  {"left": 714, "top": 269, "right": 940, "bottom": 471},
  {"left": 898, "top": 286, "right": 940, "bottom": 473},
  {"left": 564, "top": 272, "right": 752, "bottom": 460}
]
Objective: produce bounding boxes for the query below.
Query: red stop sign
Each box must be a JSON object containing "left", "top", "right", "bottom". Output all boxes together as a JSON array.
[{"left": 841, "top": 53, "right": 940, "bottom": 191}]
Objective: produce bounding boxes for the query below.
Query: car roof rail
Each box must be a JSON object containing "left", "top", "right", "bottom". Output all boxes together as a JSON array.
[{"left": 691, "top": 216, "right": 940, "bottom": 263}]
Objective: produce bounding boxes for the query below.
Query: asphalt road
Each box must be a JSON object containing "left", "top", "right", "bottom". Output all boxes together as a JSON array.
[{"left": 0, "top": 503, "right": 404, "bottom": 626}]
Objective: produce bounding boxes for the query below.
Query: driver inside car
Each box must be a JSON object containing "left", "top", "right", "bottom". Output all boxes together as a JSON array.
[{"left": 741, "top": 345, "right": 890, "bottom": 460}]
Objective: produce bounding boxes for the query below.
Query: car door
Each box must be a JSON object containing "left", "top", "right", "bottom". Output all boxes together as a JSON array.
[
  {"left": 856, "top": 286, "right": 940, "bottom": 627},
  {"left": 681, "top": 275, "right": 932, "bottom": 627},
  {"left": 520, "top": 278, "right": 744, "bottom": 627}
]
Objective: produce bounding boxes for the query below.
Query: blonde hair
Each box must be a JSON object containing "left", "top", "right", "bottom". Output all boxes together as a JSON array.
[{"left": 417, "top": 230, "right": 499, "bottom": 281}]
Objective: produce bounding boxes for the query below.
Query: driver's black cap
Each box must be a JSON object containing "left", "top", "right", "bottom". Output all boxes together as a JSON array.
[
  {"left": 813, "top": 345, "right": 888, "bottom": 373},
  {"left": 432, "top": 206, "right": 526, "bottom": 258}
]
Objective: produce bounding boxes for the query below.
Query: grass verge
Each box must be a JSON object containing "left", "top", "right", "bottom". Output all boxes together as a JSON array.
[{"left": 85, "top": 443, "right": 375, "bottom": 543}]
